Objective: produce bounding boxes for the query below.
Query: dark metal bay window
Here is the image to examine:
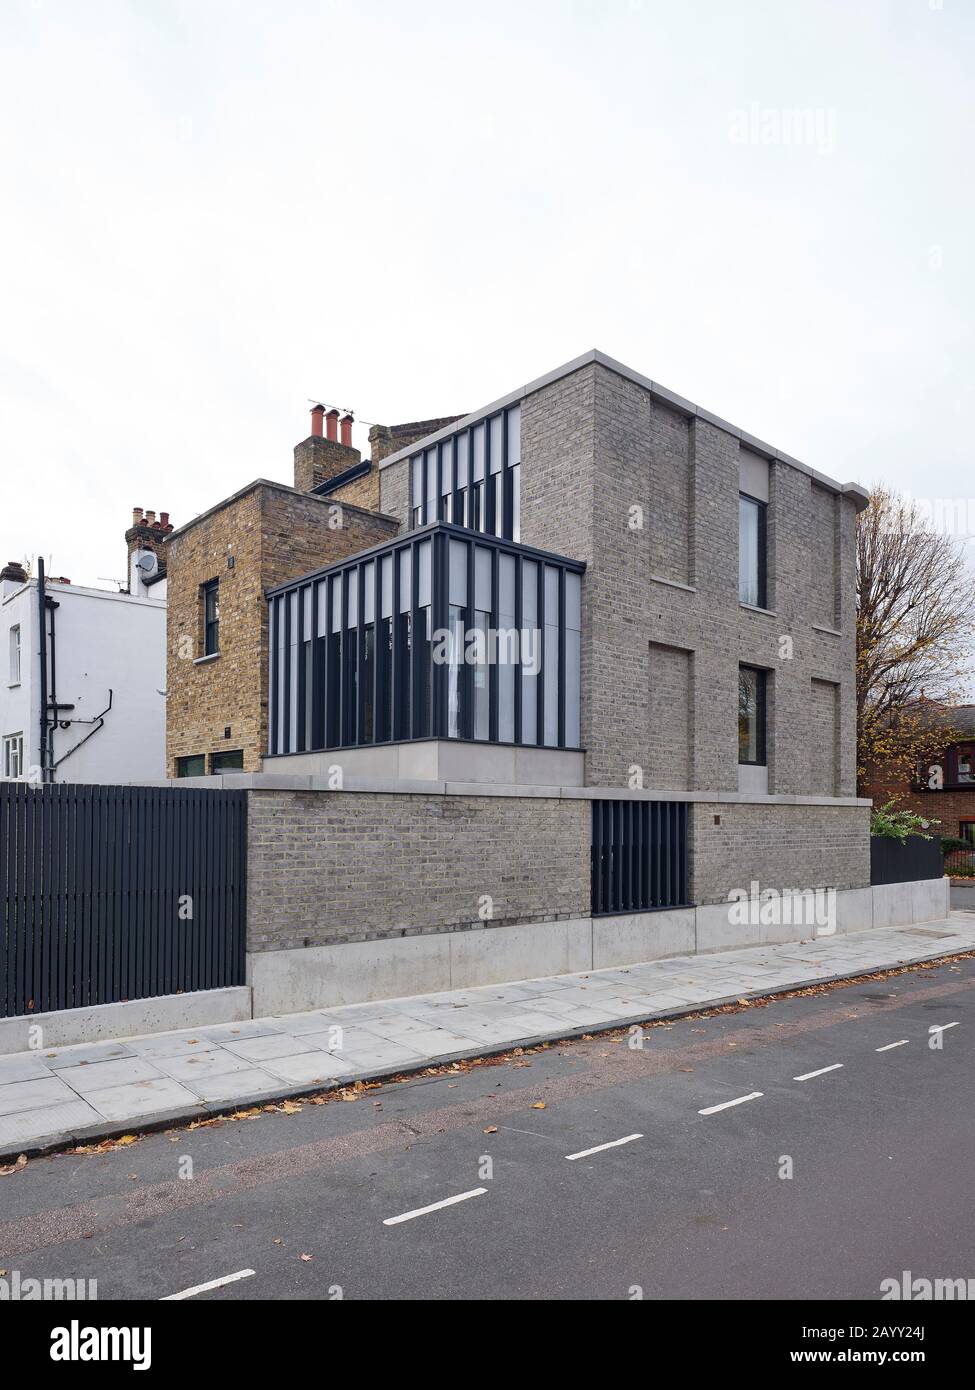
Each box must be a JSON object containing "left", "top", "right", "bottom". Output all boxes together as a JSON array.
[
  {"left": 738, "top": 664, "right": 767, "bottom": 765},
  {"left": 739, "top": 493, "right": 767, "bottom": 607},
  {"left": 267, "top": 523, "right": 583, "bottom": 756},
  {"left": 202, "top": 578, "right": 220, "bottom": 655},
  {"left": 409, "top": 404, "right": 521, "bottom": 541}
]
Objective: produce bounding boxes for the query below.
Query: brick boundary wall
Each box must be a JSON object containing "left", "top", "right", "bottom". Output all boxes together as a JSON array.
[
  {"left": 245, "top": 788, "right": 870, "bottom": 952},
  {"left": 690, "top": 801, "right": 870, "bottom": 905},
  {"left": 246, "top": 790, "right": 590, "bottom": 952}
]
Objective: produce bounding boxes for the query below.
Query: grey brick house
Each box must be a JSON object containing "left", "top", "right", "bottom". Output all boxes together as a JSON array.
[{"left": 190, "top": 351, "right": 946, "bottom": 1012}]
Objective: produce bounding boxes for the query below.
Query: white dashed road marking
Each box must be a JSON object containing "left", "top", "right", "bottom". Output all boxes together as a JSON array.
[
  {"left": 383, "top": 1188, "right": 488, "bottom": 1226},
  {"left": 876, "top": 1040, "right": 909, "bottom": 1052},
  {"left": 162, "top": 1269, "right": 256, "bottom": 1300},
  {"left": 565, "top": 1133, "right": 643, "bottom": 1161},
  {"left": 929, "top": 1022, "right": 960, "bottom": 1033},
  {"left": 794, "top": 1064, "right": 844, "bottom": 1081},
  {"left": 698, "top": 1091, "right": 763, "bottom": 1116}
]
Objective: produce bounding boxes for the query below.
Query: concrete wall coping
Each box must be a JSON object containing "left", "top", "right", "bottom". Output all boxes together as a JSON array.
[
  {"left": 141, "top": 771, "right": 870, "bottom": 808},
  {"left": 375, "top": 348, "right": 870, "bottom": 510}
]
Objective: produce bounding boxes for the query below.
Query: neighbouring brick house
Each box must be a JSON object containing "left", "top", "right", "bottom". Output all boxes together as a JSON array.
[
  {"left": 164, "top": 408, "right": 459, "bottom": 776},
  {"left": 863, "top": 703, "right": 975, "bottom": 846},
  {"left": 166, "top": 350, "right": 948, "bottom": 1014}
]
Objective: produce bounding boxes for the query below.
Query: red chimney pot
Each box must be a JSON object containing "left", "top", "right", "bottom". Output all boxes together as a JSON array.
[
  {"left": 310, "top": 404, "right": 325, "bottom": 438},
  {"left": 340, "top": 413, "right": 354, "bottom": 447},
  {"left": 325, "top": 408, "right": 339, "bottom": 443}
]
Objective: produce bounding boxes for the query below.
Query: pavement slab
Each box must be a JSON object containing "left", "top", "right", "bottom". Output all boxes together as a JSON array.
[{"left": 1, "top": 912, "right": 974, "bottom": 1159}]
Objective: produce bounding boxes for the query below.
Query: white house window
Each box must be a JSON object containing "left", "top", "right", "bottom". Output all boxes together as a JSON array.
[
  {"left": 3, "top": 732, "right": 24, "bottom": 779},
  {"left": 8, "top": 625, "right": 20, "bottom": 684}
]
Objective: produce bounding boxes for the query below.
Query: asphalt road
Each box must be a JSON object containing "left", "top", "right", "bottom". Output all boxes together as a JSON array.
[{"left": 2, "top": 953, "right": 974, "bottom": 1301}]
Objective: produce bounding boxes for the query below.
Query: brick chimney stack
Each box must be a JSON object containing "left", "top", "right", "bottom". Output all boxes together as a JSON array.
[
  {"left": 125, "top": 505, "right": 174, "bottom": 590},
  {"left": 294, "top": 402, "right": 361, "bottom": 493},
  {"left": 1, "top": 558, "right": 28, "bottom": 597}
]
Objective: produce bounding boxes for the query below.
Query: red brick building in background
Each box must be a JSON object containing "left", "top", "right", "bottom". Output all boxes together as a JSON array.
[{"left": 863, "top": 703, "right": 975, "bottom": 846}]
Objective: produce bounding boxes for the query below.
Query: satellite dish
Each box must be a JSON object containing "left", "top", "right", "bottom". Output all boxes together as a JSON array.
[{"left": 135, "top": 551, "right": 158, "bottom": 578}]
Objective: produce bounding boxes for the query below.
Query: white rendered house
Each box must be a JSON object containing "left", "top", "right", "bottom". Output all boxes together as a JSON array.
[{"left": 0, "top": 509, "right": 171, "bottom": 783}]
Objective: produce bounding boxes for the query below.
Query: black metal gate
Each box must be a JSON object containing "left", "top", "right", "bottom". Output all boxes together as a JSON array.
[
  {"left": 591, "top": 799, "right": 689, "bottom": 916},
  {"left": 0, "top": 783, "right": 247, "bottom": 1018}
]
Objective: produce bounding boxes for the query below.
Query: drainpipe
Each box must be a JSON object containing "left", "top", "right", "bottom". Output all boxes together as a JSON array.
[{"left": 37, "top": 556, "right": 49, "bottom": 783}]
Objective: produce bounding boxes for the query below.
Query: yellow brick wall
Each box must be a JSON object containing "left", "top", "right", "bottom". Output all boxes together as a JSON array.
[{"left": 165, "top": 484, "right": 400, "bottom": 776}]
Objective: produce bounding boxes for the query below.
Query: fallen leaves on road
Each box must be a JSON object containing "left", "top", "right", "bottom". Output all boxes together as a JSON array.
[
  {"left": 299, "top": 1253, "right": 313, "bottom": 1262},
  {"left": 483, "top": 1126, "right": 498, "bottom": 1134},
  {"left": 0, "top": 1154, "right": 27, "bottom": 1177},
  {"left": 531, "top": 1102, "right": 546, "bottom": 1110},
  {"left": 69, "top": 1134, "right": 138, "bottom": 1155}
]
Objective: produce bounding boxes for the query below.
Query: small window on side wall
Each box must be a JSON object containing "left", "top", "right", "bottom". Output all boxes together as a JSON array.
[
  {"left": 3, "top": 732, "right": 24, "bottom": 778},
  {"left": 211, "top": 749, "right": 244, "bottom": 773},
  {"left": 202, "top": 579, "right": 219, "bottom": 655},
  {"left": 176, "top": 754, "right": 206, "bottom": 778},
  {"left": 739, "top": 494, "right": 767, "bottom": 608},
  {"left": 738, "top": 665, "right": 767, "bottom": 765},
  {"left": 9, "top": 625, "right": 20, "bottom": 685}
]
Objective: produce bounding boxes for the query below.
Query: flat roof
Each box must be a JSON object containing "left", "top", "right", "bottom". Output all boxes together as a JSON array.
[{"left": 377, "top": 348, "right": 870, "bottom": 509}]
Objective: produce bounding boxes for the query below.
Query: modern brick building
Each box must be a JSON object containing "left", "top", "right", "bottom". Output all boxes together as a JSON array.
[{"left": 165, "top": 350, "right": 947, "bottom": 1013}]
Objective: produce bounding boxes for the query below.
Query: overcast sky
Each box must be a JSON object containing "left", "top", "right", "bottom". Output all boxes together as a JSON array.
[{"left": 1, "top": 0, "right": 972, "bottom": 590}]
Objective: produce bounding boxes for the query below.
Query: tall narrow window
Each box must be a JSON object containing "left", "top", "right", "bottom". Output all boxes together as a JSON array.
[
  {"left": 440, "top": 439, "right": 454, "bottom": 523},
  {"left": 447, "top": 539, "right": 468, "bottom": 739},
  {"left": 8, "top": 625, "right": 20, "bottom": 684},
  {"left": 471, "top": 422, "right": 486, "bottom": 532},
  {"left": 738, "top": 665, "right": 767, "bottom": 765},
  {"left": 455, "top": 432, "right": 470, "bottom": 528},
  {"left": 395, "top": 549, "right": 412, "bottom": 740},
  {"left": 410, "top": 457, "right": 424, "bottom": 529},
  {"left": 739, "top": 494, "right": 767, "bottom": 607},
  {"left": 202, "top": 580, "right": 219, "bottom": 655}
]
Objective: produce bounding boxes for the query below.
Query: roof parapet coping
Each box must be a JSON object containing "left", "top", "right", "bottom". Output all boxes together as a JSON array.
[{"left": 376, "top": 348, "right": 871, "bottom": 508}]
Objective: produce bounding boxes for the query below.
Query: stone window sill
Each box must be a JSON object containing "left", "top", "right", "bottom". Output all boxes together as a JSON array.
[
  {"left": 193, "top": 652, "right": 220, "bottom": 666},
  {"left": 650, "top": 574, "right": 696, "bottom": 594},
  {"left": 740, "top": 602, "right": 776, "bottom": 617},
  {"left": 812, "top": 623, "right": 842, "bottom": 637}
]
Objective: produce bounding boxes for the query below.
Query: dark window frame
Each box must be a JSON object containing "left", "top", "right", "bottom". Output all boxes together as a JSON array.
[
  {"left": 948, "top": 741, "right": 975, "bottom": 787},
  {"left": 739, "top": 492, "right": 768, "bottom": 609},
  {"left": 738, "top": 664, "right": 767, "bottom": 766},
  {"left": 176, "top": 754, "right": 206, "bottom": 778},
  {"left": 210, "top": 749, "right": 244, "bottom": 773},
  {"left": 202, "top": 578, "right": 220, "bottom": 656}
]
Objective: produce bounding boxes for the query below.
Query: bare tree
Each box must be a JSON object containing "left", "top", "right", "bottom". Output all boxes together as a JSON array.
[{"left": 857, "top": 485, "right": 975, "bottom": 793}]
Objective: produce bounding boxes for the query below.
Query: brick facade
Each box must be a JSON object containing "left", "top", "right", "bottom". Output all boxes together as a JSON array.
[
  {"left": 165, "top": 483, "right": 398, "bottom": 775},
  {"left": 864, "top": 753, "right": 975, "bottom": 841},
  {"left": 517, "top": 361, "right": 860, "bottom": 796},
  {"left": 246, "top": 789, "right": 589, "bottom": 951},
  {"left": 690, "top": 801, "right": 870, "bottom": 905}
]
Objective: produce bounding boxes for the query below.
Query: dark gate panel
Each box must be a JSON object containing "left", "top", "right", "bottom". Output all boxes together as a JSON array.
[
  {"left": 0, "top": 783, "right": 247, "bottom": 1018},
  {"left": 870, "top": 833, "right": 943, "bottom": 886},
  {"left": 591, "top": 799, "right": 689, "bottom": 916}
]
